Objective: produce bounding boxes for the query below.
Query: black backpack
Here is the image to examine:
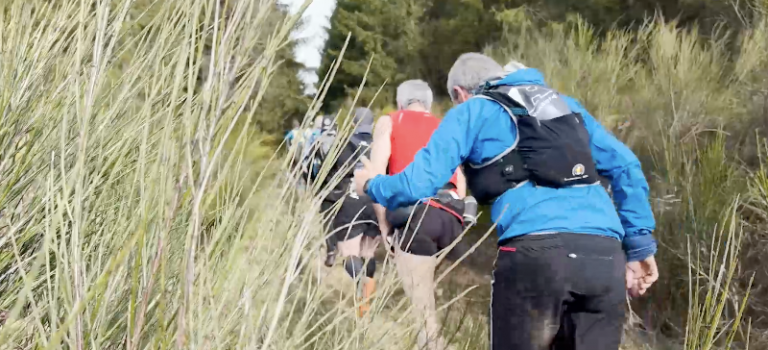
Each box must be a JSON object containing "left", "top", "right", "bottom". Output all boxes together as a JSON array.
[
  {"left": 309, "top": 131, "right": 372, "bottom": 201},
  {"left": 463, "top": 84, "right": 599, "bottom": 204}
]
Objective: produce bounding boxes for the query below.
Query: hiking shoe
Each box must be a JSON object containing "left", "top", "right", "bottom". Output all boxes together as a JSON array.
[{"left": 324, "top": 250, "right": 336, "bottom": 267}]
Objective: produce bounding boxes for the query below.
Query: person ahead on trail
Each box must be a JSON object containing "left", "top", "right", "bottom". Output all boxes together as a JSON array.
[
  {"left": 310, "top": 109, "right": 379, "bottom": 318},
  {"left": 368, "top": 79, "right": 471, "bottom": 350},
  {"left": 285, "top": 119, "right": 304, "bottom": 168},
  {"left": 355, "top": 53, "right": 659, "bottom": 350},
  {"left": 300, "top": 116, "right": 324, "bottom": 165},
  {"left": 285, "top": 119, "right": 301, "bottom": 146}
]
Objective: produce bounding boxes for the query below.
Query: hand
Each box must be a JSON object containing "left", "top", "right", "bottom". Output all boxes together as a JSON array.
[
  {"left": 353, "top": 156, "right": 375, "bottom": 197},
  {"left": 378, "top": 220, "right": 390, "bottom": 240},
  {"left": 626, "top": 255, "right": 659, "bottom": 297},
  {"left": 378, "top": 221, "right": 393, "bottom": 252}
]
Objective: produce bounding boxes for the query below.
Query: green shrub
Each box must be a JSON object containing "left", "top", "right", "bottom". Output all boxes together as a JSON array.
[{"left": 488, "top": 3, "right": 767, "bottom": 346}]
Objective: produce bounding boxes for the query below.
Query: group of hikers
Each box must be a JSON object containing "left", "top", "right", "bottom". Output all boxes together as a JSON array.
[{"left": 289, "top": 53, "right": 660, "bottom": 350}]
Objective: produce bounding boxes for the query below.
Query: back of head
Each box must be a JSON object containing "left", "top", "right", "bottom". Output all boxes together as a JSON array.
[
  {"left": 313, "top": 115, "right": 324, "bottom": 129},
  {"left": 396, "top": 79, "right": 433, "bottom": 111},
  {"left": 352, "top": 107, "right": 374, "bottom": 134},
  {"left": 320, "top": 115, "right": 336, "bottom": 132},
  {"left": 446, "top": 53, "right": 504, "bottom": 102}
]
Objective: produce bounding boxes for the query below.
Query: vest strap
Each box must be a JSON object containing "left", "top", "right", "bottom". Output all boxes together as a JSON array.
[{"left": 463, "top": 84, "right": 601, "bottom": 204}]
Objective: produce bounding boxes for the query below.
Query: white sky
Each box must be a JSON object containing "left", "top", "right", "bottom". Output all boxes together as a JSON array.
[{"left": 279, "top": 0, "right": 337, "bottom": 95}]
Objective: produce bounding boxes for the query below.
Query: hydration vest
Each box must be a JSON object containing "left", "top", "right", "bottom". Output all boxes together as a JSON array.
[
  {"left": 312, "top": 130, "right": 373, "bottom": 202},
  {"left": 389, "top": 110, "right": 459, "bottom": 189},
  {"left": 463, "top": 84, "right": 599, "bottom": 205},
  {"left": 385, "top": 188, "right": 466, "bottom": 229}
]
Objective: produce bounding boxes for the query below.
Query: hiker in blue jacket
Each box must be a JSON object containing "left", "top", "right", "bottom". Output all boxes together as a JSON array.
[{"left": 354, "top": 53, "right": 659, "bottom": 350}]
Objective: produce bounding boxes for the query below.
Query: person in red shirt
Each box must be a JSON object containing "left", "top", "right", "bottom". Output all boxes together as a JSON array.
[{"left": 370, "top": 79, "right": 466, "bottom": 350}]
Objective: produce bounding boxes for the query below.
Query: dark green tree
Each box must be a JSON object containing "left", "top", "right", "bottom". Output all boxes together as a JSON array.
[
  {"left": 318, "top": 0, "right": 753, "bottom": 109},
  {"left": 318, "top": 0, "right": 426, "bottom": 112}
]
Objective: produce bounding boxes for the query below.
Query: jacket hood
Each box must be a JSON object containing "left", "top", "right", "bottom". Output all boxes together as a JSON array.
[{"left": 491, "top": 68, "right": 548, "bottom": 88}]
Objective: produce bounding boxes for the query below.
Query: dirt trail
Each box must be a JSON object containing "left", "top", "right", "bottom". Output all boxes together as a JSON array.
[
  {"left": 311, "top": 225, "right": 658, "bottom": 350},
  {"left": 309, "top": 225, "right": 498, "bottom": 349}
]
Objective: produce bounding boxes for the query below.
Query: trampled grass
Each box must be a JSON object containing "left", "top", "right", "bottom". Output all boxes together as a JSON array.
[{"left": 0, "top": 0, "right": 765, "bottom": 349}]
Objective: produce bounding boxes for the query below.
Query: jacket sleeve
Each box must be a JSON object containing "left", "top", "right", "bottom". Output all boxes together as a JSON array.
[
  {"left": 365, "top": 105, "right": 475, "bottom": 210},
  {"left": 564, "top": 96, "right": 658, "bottom": 261}
]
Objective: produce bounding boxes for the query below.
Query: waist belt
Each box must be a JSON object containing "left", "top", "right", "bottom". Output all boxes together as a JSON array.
[{"left": 386, "top": 190, "right": 465, "bottom": 229}]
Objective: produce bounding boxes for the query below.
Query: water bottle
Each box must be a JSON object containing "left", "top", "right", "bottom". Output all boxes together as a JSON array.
[{"left": 463, "top": 196, "right": 478, "bottom": 226}]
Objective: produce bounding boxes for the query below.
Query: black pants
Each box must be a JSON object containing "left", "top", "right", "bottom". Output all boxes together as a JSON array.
[
  {"left": 321, "top": 194, "right": 379, "bottom": 242},
  {"left": 491, "top": 233, "right": 626, "bottom": 350},
  {"left": 393, "top": 203, "right": 463, "bottom": 256}
]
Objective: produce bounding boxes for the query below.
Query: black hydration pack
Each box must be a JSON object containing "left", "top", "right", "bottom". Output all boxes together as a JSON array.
[
  {"left": 463, "top": 84, "right": 599, "bottom": 205},
  {"left": 385, "top": 186, "right": 463, "bottom": 228},
  {"left": 312, "top": 131, "right": 372, "bottom": 202}
]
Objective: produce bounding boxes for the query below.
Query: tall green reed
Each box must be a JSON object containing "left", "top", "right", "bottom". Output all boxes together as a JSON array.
[
  {"left": 0, "top": 0, "right": 321, "bottom": 348},
  {"left": 0, "top": 1, "right": 492, "bottom": 349}
]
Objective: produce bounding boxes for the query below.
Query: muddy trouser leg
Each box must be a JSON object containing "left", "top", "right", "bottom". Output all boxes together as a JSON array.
[
  {"left": 490, "top": 233, "right": 626, "bottom": 350},
  {"left": 394, "top": 205, "right": 462, "bottom": 350}
]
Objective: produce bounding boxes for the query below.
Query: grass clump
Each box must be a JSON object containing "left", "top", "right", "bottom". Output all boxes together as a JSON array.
[
  {"left": 0, "top": 1, "right": 484, "bottom": 349},
  {"left": 0, "top": 0, "right": 333, "bottom": 348},
  {"left": 0, "top": 0, "right": 766, "bottom": 349}
]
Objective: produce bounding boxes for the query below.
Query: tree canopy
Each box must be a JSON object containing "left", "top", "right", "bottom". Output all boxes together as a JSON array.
[{"left": 317, "top": 0, "right": 754, "bottom": 112}]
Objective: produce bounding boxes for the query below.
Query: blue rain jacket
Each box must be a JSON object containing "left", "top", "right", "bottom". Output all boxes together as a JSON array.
[{"left": 366, "top": 68, "right": 657, "bottom": 261}]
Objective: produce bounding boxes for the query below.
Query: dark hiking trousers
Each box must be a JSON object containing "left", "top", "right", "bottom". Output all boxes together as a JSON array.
[
  {"left": 491, "top": 233, "right": 626, "bottom": 350},
  {"left": 392, "top": 203, "right": 463, "bottom": 257}
]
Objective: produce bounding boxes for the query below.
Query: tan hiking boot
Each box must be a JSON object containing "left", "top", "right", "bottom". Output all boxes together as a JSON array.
[
  {"left": 395, "top": 251, "right": 448, "bottom": 350},
  {"left": 357, "top": 277, "right": 376, "bottom": 318}
]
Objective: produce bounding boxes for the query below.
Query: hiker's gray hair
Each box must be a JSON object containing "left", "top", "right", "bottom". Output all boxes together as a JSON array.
[
  {"left": 446, "top": 53, "right": 504, "bottom": 102},
  {"left": 396, "top": 79, "right": 433, "bottom": 110}
]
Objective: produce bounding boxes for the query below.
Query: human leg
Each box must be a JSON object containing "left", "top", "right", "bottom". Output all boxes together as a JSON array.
[
  {"left": 321, "top": 200, "right": 339, "bottom": 267},
  {"left": 329, "top": 196, "right": 381, "bottom": 317},
  {"left": 490, "top": 234, "right": 569, "bottom": 350},
  {"left": 552, "top": 234, "right": 626, "bottom": 350},
  {"left": 354, "top": 233, "right": 380, "bottom": 317},
  {"left": 393, "top": 205, "right": 462, "bottom": 350},
  {"left": 395, "top": 249, "right": 442, "bottom": 349}
]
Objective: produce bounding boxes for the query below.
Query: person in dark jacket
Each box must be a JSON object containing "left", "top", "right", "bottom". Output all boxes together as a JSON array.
[
  {"left": 313, "top": 108, "right": 380, "bottom": 318},
  {"left": 354, "top": 53, "right": 659, "bottom": 350}
]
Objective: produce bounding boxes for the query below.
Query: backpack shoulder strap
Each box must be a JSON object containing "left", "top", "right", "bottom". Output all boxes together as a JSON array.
[
  {"left": 480, "top": 85, "right": 573, "bottom": 121},
  {"left": 346, "top": 133, "right": 372, "bottom": 169},
  {"left": 348, "top": 133, "right": 371, "bottom": 151},
  {"left": 317, "top": 131, "right": 336, "bottom": 159}
]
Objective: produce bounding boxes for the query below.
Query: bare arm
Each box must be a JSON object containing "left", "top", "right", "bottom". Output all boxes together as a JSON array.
[
  {"left": 370, "top": 116, "right": 393, "bottom": 236},
  {"left": 455, "top": 166, "right": 467, "bottom": 199}
]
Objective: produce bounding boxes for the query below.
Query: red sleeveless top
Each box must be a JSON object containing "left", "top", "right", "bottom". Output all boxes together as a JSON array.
[{"left": 388, "top": 110, "right": 459, "bottom": 190}]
